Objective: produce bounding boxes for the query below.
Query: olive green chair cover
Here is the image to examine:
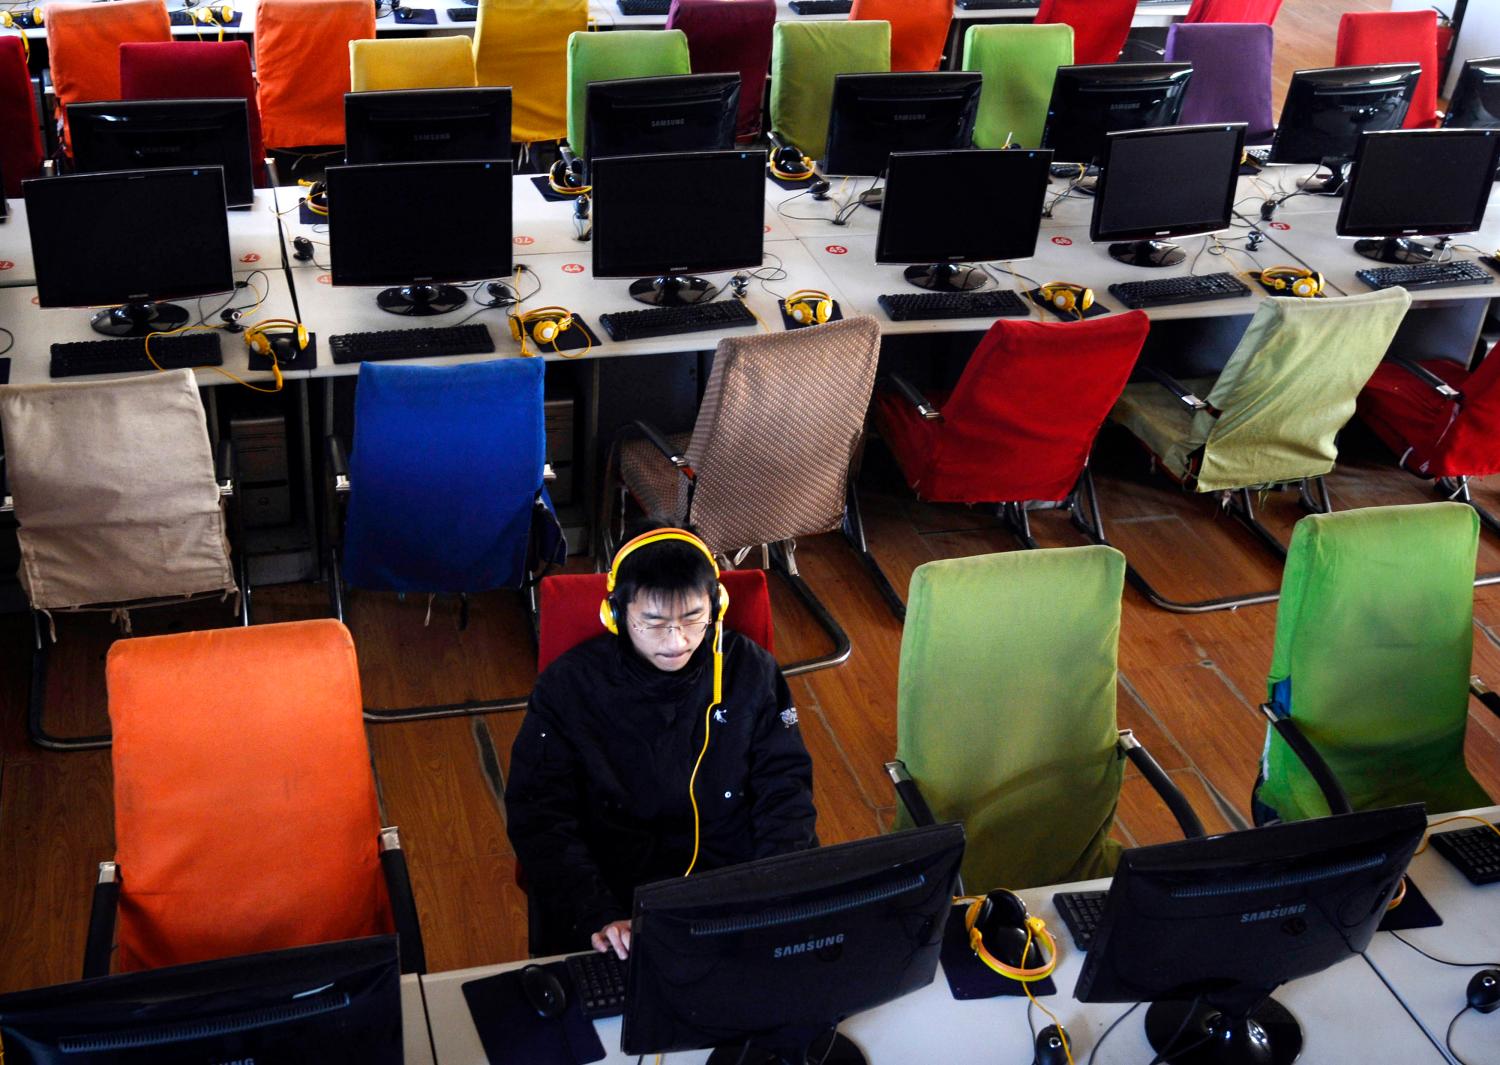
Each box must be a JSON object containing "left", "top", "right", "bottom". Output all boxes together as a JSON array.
[
  {"left": 1254, "top": 502, "right": 1492, "bottom": 822},
  {"left": 768, "top": 19, "right": 890, "bottom": 162},
  {"left": 961, "top": 23, "right": 1074, "bottom": 150},
  {"left": 565, "top": 29, "right": 690, "bottom": 158}
]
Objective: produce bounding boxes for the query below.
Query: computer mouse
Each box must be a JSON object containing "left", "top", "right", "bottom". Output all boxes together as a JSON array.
[
  {"left": 809, "top": 178, "right": 831, "bottom": 201},
  {"left": 1468, "top": 968, "right": 1500, "bottom": 1014},
  {"left": 1034, "top": 1024, "right": 1071, "bottom": 1065},
  {"left": 393, "top": 5, "right": 418, "bottom": 18},
  {"left": 519, "top": 963, "right": 567, "bottom": 1019}
]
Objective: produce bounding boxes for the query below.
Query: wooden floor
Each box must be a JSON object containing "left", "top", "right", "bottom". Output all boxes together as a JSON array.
[{"left": 3, "top": 0, "right": 1491, "bottom": 995}]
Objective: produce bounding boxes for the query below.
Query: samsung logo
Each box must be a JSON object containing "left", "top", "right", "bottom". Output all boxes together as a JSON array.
[
  {"left": 893, "top": 113, "right": 926, "bottom": 121},
  {"left": 413, "top": 132, "right": 452, "bottom": 142},
  {"left": 212, "top": 1058, "right": 255, "bottom": 1065},
  {"left": 773, "top": 934, "right": 844, "bottom": 959},
  {"left": 650, "top": 118, "right": 686, "bottom": 128},
  {"left": 1240, "top": 904, "right": 1306, "bottom": 924}
]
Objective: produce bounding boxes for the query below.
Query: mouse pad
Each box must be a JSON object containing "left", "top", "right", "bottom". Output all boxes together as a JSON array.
[
  {"left": 390, "top": 6, "right": 437, "bottom": 21},
  {"left": 940, "top": 904, "right": 1057, "bottom": 1000},
  {"left": 1028, "top": 287, "right": 1110, "bottom": 322},
  {"left": 247, "top": 331, "right": 318, "bottom": 372},
  {"left": 778, "top": 299, "right": 844, "bottom": 331},
  {"left": 531, "top": 316, "right": 600, "bottom": 354},
  {"left": 1249, "top": 272, "right": 1325, "bottom": 298},
  {"left": 1480, "top": 255, "right": 1500, "bottom": 275},
  {"left": 532, "top": 175, "right": 587, "bottom": 203},
  {"left": 1377, "top": 876, "right": 1443, "bottom": 932},
  {"left": 462, "top": 963, "right": 607, "bottom": 1065},
  {"left": 298, "top": 200, "right": 328, "bottom": 225},
  {"left": 768, "top": 171, "right": 817, "bottom": 192}
]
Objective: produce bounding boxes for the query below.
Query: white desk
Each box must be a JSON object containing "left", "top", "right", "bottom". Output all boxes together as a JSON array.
[
  {"left": 403, "top": 973, "right": 438, "bottom": 1065},
  {"left": 419, "top": 877, "right": 1446, "bottom": 1064}
]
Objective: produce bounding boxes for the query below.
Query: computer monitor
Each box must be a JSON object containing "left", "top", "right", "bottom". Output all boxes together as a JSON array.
[
  {"left": 1041, "top": 63, "right": 1194, "bottom": 167},
  {"left": 591, "top": 149, "right": 766, "bottom": 306},
  {"left": 584, "top": 74, "right": 739, "bottom": 177},
  {"left": 24, "top": 167, "right": 233, "bottom": 337},
  {"left": 1267, "top": 64, "right": 1421, "bottom": 194},
  {"left": 622, "top": 822, "right": 966, "bottom": 1065},
  {"left": 344, "top": 87, "right": 512, "bottom": 165},
  {"left": 326, "top": 158, "right": 513, "bottom": 315},
  {"left": 0, "top": 936, "right": 402, "bottom": 1065},
  {"left": 877, "top": 148, "right": 1053, "bottom": 291},
  {"left": 68, "top": 98, "right": 255, "bottom": 208},
  {"left": 822, "top": 73, "right": 983, "bottom": 178},
  {"left": 1337, "top": 128, "right": 1500, "bottom": 264},
  {"left": 1076, "top": 804, "right": 1426, "bottom": 1065},
  {"left": 1092, "top": 123, "right": 1247, "bottom": 268},
  {"left": 1444, "top": 57, "right": 1500, "bottom": 129}
]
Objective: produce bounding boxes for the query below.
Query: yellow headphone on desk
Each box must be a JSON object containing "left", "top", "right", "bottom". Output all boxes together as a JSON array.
[
  {"left": 509, "top": 305, "right": 590, "bottom": 358},
  {"left": 784, "top": 289, "right": 833, "bottom": 326},
  {"left": 299, "top": 178, "right": 328, "bottom": 217},
  {"left": 1039, "top": 281, "right": 1093, "bottom": 317},
  {"left": 243, "top": 318, "right": 308, "bottom": 390},
  {"left": 0, "top": 7, "right": 42, "bottom": 27},
  {"left": 1259, "top": 265, "right": 1322, "bottom": 298}
]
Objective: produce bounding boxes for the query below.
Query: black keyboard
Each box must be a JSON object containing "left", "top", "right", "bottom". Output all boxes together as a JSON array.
[
  {"left": 1429, "top": 821, "right": 1500, "bottom": 886},
  {"left": 1054, "top": 890, "right": 1108, "bottom": 951},
  {"left": 789, "top": 0, "right": 852, "bottom": 13},
  {"left": 1356, "top": 259, "right": 1495, "bottom": 292},
  {"left": 878, "top": 289, "right": 1030, "bottom": 322},
  {"left": 50, "top": 333, "right": 223, "bottom": 378},
  {"left": 616, "top": 0, "right": 670, "bottom": 13},
  {"left": 446, "top": 6, "right": 475, "bottom": 18},
  {"left": 565, "top": 951, "right": 627, "bottom": 1019},
  {"left": 598, "top": 298, "right": 755, "bottom": 342},
  {"left": 1109, "top": 272, "right": 1252, "bottom": 310},
  {"left": 328, "top": 324, "right": 495, "bottom": 365}
]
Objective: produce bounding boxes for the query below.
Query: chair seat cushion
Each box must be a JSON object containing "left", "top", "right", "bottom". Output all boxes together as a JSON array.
[
  {"left": 619, "top": 432, "right": 691, "bottom": 523},
  {"left": 1111, "top": 376, "right": 1217, "bottom": 484},
  {"left": 1357, "top": 360, "right": 1463, "bottom": 475}
]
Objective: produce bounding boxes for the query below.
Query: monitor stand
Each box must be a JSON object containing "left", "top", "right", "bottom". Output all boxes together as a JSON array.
[
  {"left": 1109, "top": 240, "right": 1186, "bottom": 268},
  {"left": 1353, "top": 236, "right": 1443, "bottom": 264},
  {"left": 629, "top": 274, "right": 718, "bottom": 307},
  {"left": 376, "top": 283, "right": 467, "bottom": 316},
  {"left": 90, "top": 300, "right": 191, "bottom": 338},
  {"left": 905, "top": 263, "right": 989, "bottom": 291},
  {"left": 706, "top": 1031, "right": 865, "bottom": 1065},
  {"left": 1303, "top": 158, "right": 1350, "bottom": 196},
  {"left": 1144, "top": 997, "right": 1302, "bottom": 1065}
]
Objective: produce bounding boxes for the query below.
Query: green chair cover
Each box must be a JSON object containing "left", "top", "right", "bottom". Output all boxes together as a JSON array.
[
  {"left": 961, "top": 23, "right": 1073, "bottom": 150},
  {"left": 1255, "top": 502, "right": 1492, "bottom": 822},
  {"left": 1111, "top": 288, "right": 1412, "bottom": 491},
  {"left": 769, "top": 20, "right": 891, "bottom": 162},
  {"left": 566, "top": 29, "right": 691, "bottom": 157},
  {"left": 895, "top": 546, "right": 1128, "bottom": 892}
]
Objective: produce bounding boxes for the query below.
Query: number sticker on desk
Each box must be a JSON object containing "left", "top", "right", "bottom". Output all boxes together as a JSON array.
[
  {"left": 825, "top": 245, "right": 848, "bottom": 256},
  {"left": 0, "top": 260, "right": 13, "bottom": 271},
  {"left": 239, "top": 253, "right": 261, "bottom": 264},
  {"left": 514, "top": 235, "right": 535, "bottom": 246},
  {"left": 1052, "top": 237, "right": 1073, "bottom": 247},
  {"left": 1270, "top": 222, "right": 1291, "bottom": 231},
  {"left": 317, "top": 274, "right": 332, "bottom": 285},
  {"left": 562, "top": 263, "right": 585, "bottom": 274}
]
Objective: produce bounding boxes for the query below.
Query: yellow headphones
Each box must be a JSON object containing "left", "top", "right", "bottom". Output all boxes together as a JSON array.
[
  {"left": 1259, "top": 265, "right": 1323, "bottom": 298},
  {"left": 961, "top": 890, "right": 1060, "bottom": 983},
  {"left": 508, "top": 305, "right": 590, "bottom": 358},
  {"left": 547, "top": 157, "right": 591, "bottom": 197},
  {"left": 299, "top": 178, "right": 328, "bottom": 217},
  {"left": 0, "top": 7, "right": 42, "bottom": 27},
  {"left": 1039, "top": 281, "right": 1094, "bottom": 317},
  {"left": 770, "top": 149, "right": 815, "bottom": 182},
  {"left": 784, "top": 289, "right": 833, "bottom": 326},
  {"left": 242, "top": 318, "right": 307, "bottom": 390}
]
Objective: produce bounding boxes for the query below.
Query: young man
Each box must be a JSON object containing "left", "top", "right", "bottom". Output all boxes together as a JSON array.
[{"left": 505, "top": 528, "right": 818, "bottom": 959}]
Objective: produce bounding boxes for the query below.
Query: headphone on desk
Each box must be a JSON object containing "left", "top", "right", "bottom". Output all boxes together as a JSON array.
[
  {"left": 242, "top": 318, "right": 308, "bottom": 389},
  {"left": 299, "top": 178, "right": 328, "bottom": 217},
  {"left": 1259, "top": 266, "right": 1322, "bottom": 298},
  {"left": 962, "top": 889, "right": 1061, "bottom": 983},
  {"left": 509, "top": 305, "right": 590, "bottom": 357},
  {"left": 784, "top": 289, "right": 833, "bottom": 326},
  {"left": 1, "top": 7, "right": 42, "bottom": 27},
  {"left": 770, "top": 142, "right": 815, "bottom": 182},
  {"left": 1039, "top": 281, "right": 1093, "bottom": 317}
]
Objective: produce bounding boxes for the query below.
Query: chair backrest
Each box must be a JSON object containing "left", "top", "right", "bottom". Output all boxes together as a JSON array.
[
  {"left": 119, "top": 41, "right": 267, "bottom": 188},
  {"left": 0, "top": 36, "right": 42, "bottom": 195},
  {"left": 474, "top": 0, "right": 586, "bottom": 144},
  {"left": 350, "top": 35, "right": 478, "bottom": 93},
  {"left": 0, "top": 370, "right": 235, "bottom": 612},
  {"left": 46, "top": 0, "right": 171, "bottom": 149},
  {"left": 1164, "top": 22, "right": 1275, "bottom": 143},
  {"left": 342, "top": 359, "right": 550, "bottom": 595},
  {"left": 1335, "top": 11, "right": 1440, "bottom": 129},
  {"left": 680, "top": 316, "right": 881, "bottom": 554},
  {"left": 1185, "top": 0, "right": 1282, "bottom": 23},
  {"left": 1256, "top": 503, "right": 1492, "bottom": 823},
  {"left": 566, "top": 29, "right": 691, "bottom": 158},
  {"left": 896, "top": 546, "right": 1128, "bottom": 891},
  {"left": 961, "top": 23, "right": 1073, "bottom": 150},
  {"left": 255, "top": 0, "right": 375, "bottom": 149},
  {"left": 769, "top": 20, "right": 890, "bottom": 161},
  {"left": 665, "top": 0, "right": 776, "bottom": 141},
  {"left": 1034, "top": 0, "right": 1133, "bottom": 65},
  {"left": 108, "top": 619, "right": 392, "bottom": 971},
  {"left": 1194, "top": 289, "right": 1412, "bottom": 492},
  {"left": 537, "top": 568, "right": 774, "bottom": 672},
  {"left": 1421, "top": 342, "right": 1500, "bottom": 478},
  {"left": 850, "top": 0, "right": 951, "bottom": 73},
  {"left": 896, "top": 311, "right": 1150, "bottom": 505}
]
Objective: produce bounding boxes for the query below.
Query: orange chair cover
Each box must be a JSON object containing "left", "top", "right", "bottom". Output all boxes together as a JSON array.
[
  {"left": 46, "top": 0, "right": 170, "bottom": 149},
  {"left": 255, "top": 0, "right": 376, "bottom": 148},
  {"left": 850, "top": 0, "right": 952, "bottom": 72}
]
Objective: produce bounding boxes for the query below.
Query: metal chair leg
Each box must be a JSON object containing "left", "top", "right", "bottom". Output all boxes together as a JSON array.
[
  {"left": 1438, "top": 477, "right": 1500, "bottom": 587},
  {"left": 770, "top": 540, "right": 853, "bottom": 677},
  {"left": 841, "top": 484, "right": 906, "bottom": 622}
]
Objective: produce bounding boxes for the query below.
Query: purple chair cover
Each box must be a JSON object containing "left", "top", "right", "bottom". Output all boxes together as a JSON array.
[
  {"left": 665, "top": 0, "right": 776, "bottom": 141},
  {"left": 1164, "top": 22, "right": 1276, "bottom": 144}
]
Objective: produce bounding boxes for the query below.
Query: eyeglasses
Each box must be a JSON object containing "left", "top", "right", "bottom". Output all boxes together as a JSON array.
[{"left": 628, "top": 618, "right": 713, "bottom": 638}]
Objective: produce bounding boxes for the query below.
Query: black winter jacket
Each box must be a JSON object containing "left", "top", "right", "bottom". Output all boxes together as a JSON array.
[{"left": 505, "top": 630, "right": 818, "bottom": 951}]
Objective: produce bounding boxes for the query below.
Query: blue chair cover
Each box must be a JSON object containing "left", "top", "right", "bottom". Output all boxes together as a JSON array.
[{"left": 341, "top": 359, "right": 565, "bottom": 593}]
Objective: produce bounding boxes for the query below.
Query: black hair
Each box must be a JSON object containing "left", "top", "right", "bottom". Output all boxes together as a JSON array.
[{"left": 612, "top": 525, "right": 718, "bottom": 615}]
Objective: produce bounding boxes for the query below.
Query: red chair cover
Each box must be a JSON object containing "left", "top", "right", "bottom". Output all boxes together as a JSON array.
[
  {"left": 1185, "top": 0, "right": 1282, "bottom": 23},
  {"left": 874, "top": 311, "right": 1151, "bottom": 505},
  {"left": 0, "top": 36, "right": 42, "bottom": 195},
  {"left": 665, "top": 0, "right": 776, "bottom": 141},
  {"left": 1035, "top": 0, "right": 1135, "bottom": 65},
  {"left": 850, "top": 0, "right": 952, "bottom": 73},
  {"left": 538, "top": 568, "right": 774, "bottom": 672},
  {"left": 1335, "top": 11, "right": 1440, "bottom": 129},
  {"left": 1358, "top": 350, "right": 1500, "bottom": 480},
  {"left": 120, "top": 42, "right": 267, "bottom": 188}
]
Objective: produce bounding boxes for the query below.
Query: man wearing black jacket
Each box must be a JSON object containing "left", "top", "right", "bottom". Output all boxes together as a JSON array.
[{"left": 505, "top": 527, "right": 818, "bottom": 959}]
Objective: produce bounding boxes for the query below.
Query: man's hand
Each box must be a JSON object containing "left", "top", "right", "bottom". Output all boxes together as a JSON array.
[{"left": 591, "top": 919, "right": 631, "bottom": 960}]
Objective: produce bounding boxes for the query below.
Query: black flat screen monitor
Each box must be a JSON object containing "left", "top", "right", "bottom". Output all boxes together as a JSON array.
[
  {"left": 24, "top": 166, "right": 233, "bottom": 337},
  {"left": 1041, "top": 63, "right": 1194, "bottom": 167},
  {"left": 584, "top": 73, "right": 739, "bottom": 176},
  {"left": 69, "top": 98, "right": 255, "bottom": 208},
  {"left": 1267, "top": 64, "right": 1420, "bottom": 193},
  {"left": 0, "top": 936, "right": 403, "bottom": 1065},
  {"left": 1445, "top": 57, "right": 1500, "bottom": 129},
  {"left": 622, "top": 822, "right": 966, "bottom": 1065},
  {"left": 822, "top": 72, "right": 983, "bottom": 178},
  {"left": 1338, "top": 128, "right": 1500, "bottom": 264},
  {"left": 1076, "top": 805, "right": 1426, "bottom": 1065},
  {"left": 1092, "top": 123, "right": 1247, "bottom": 268},
  {"left": 877, "top": 148, "right": 1052, "bottom": 291},
  {"left": 326, "top": 158, "right": 512, "bottom": 316},
  {"left": 591, "top": 149, "right": 766, "bottom": 306},
  {"left": 344, "top": 87, "right": 512, "bottom": 165}
]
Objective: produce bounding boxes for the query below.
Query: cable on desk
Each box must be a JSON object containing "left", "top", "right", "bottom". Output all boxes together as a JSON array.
[
  {"left": 1086, "top": 1003, "right": 1139, "bottom": 1065},
  {"left": 1445, "top": 1005, "right": 1477, "bottom": 1065},
  {"left": 1389, "top": 931, "right": 1499, "bottom": 971},
  {"left": 0, "top": 325, "right": 14, "bottom": 357}
]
